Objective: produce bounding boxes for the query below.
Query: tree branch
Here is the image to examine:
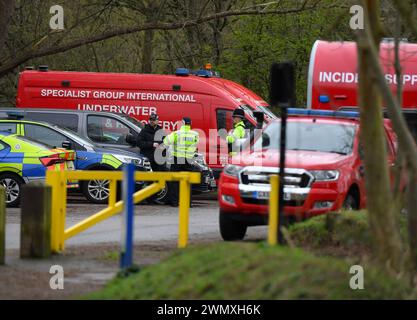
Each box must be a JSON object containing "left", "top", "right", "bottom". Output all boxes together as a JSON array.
[{"left": 0, "top": 2, "right": 340, "bottom": 78}]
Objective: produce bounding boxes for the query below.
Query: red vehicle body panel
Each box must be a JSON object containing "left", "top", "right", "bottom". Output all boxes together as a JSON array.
[
  {"left": 218, "top": 115, "right": 397, "bottom": 220},
  {"left": 307, "top": 40, "right": 417, "bottom": 110},
  {"left": 15, "top": 69, "right": 271, "bottom": 174}
]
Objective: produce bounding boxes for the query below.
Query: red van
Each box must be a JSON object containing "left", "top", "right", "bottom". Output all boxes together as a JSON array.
[{"left": 15, "top": 67, "right": 275, "bottom": 178}]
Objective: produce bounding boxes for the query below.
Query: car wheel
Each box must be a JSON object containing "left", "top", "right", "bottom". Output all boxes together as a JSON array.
[
  {"left": 343, "top": 194, "right": 358, "bottom": 211},
  {"left": 0, "top": 173, "right": 24, "bottom": 207},
  {"left": 82, "top": 179, "right": 110, "bottom": 204},
  {"left": 219, "top": 210, "right": 247, "bottom": 241}
]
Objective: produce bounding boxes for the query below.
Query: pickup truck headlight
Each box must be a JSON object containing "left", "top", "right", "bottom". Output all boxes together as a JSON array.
[
  {"left": 309, "top": 170, "right": 339, "bottom": 181},
  {"left": 223, "top": 164, "right": 243, "bottom": 177},
  {"left": 113, "top": 154, "right": 143, "bottom": 166}
]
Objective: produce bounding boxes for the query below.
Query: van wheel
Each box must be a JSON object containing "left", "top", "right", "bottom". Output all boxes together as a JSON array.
[
  {"left": 0, "top": 173, "right": 24, "bottom": 207},
  {"left": 343, "top": 194, "right": 358, "bottom": 211},
  {"left": 82, "top": 179, "right": 110, "bottom": 204},
  {"left": 219, "top": 210, "right": 247, "bottom": 241}
]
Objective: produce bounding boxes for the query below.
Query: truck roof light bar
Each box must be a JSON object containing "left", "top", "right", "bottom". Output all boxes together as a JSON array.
[
  {"left": 175, "top": 68, "right": 189, "bottom": 76},
  {"left": 6, "top": 111, "right": 26, "bottom": 119},
  {"left": 287, "top": 108, "right": 360, "bottom": 118},
  {"left": 196, "top": 69, "right": 212, "bottom": 77}
]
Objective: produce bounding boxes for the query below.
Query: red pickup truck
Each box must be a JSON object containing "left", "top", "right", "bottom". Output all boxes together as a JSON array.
[{"left": 218, "top": 109, "right": 398, "bottom": 240}]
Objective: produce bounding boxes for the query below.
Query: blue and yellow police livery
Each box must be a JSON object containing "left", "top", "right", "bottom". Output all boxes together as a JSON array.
[
  {"left": 0, "top": 132, "right": 75, "bottom": 207},
  {"left": 0, "top": 119, "right": 150, "bottom": 204}
]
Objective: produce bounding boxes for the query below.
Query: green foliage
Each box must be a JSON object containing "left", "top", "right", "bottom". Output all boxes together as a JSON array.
[
  {"left": 86, "top": 242, "right": 414, "bottom": 299},
  {"left": 218, "top": 1, "right": 353, "bottom": 107},
  {"left": 288, "top": 210, "right": 408, "bottom": 257},
  {"left": 288, "top": 211, "right": 372, "bottom": 248}
]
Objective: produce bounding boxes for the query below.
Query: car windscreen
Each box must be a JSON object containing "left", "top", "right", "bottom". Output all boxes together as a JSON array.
[{"left": 252, "top": 120, "right": 357, "bottom": 155}]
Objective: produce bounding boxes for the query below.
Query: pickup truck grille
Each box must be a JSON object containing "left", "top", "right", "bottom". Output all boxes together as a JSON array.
[{"left": 239, "top": 167, "right": 313, "bottom": 188}]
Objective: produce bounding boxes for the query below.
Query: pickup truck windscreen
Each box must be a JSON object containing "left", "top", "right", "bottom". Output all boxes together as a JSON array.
[
  {"left": 256, "top": 106, "right": 277, "bottom": 120},
  {"left": 253, "top": 121, "right": 357, "bottom": 155}
]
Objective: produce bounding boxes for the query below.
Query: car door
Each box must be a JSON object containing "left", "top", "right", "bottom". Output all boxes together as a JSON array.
[{"left": 85, "top": 115, "right": 137, "bottom": 151}]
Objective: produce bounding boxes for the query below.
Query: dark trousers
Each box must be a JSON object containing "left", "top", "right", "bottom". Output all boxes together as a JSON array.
[
  {"left": 166, "top": 157, "right": 193, "bottom": 206},
  {"left": 150, "top": 161, "right": 167, "bottom": 172}
]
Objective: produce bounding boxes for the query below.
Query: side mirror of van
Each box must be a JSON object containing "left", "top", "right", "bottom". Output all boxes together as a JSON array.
[
  {"left": 253, "top": 111, "right": 264, "bottom": 129},
  {"left": 62, "top": 141, "right": 73, "bottom": 149}
]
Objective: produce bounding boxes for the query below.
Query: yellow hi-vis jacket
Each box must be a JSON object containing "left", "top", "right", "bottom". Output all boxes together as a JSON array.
[
  {"left": 163, "top": 125, "right": 199, "bottom": 159},
  {"left": 226, "top": 121, "right": 246, "bottom": 155}
]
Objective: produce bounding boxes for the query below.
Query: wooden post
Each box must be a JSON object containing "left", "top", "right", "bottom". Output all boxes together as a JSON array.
[
  {"left": 0, "top": 186, "right": 5, "bottom": 265},
  {"left": 20, "top": 182, "right": 52, "bottom": 258}
]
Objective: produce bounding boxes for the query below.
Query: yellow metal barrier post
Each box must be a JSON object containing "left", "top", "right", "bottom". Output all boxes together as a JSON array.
[
  {"left": 177, "top": 172, "right": 201, "bottom": 248},
  {"left": 178, "top": 177, "right": 191, "bottom": 248},
  {"left": 46, "top": 170, "right": 66, "bottom": 253},
  {"left": 268, "top": 175, "right": 279, "bottom": 245},
  {"left": 46, "top": 170, "right": 201, "bottom": 252}
]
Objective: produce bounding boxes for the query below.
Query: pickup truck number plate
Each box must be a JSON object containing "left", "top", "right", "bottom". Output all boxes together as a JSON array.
[{"left": 254, "top": 191, "right": 291, "bottom": 200}]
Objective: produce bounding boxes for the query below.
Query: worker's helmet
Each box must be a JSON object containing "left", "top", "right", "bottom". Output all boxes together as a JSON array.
[{"left": 232, "top": 108, "right": 245, "bottom": 119}]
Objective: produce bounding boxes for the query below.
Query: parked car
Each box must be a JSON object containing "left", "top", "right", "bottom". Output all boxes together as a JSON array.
[
  {"left": 0, "top": 117, "right": 152, "bottom": 204},
  {"left": 0, "top": 132, "right": 75, "bottom": 207},
  {"left": 0, "top": 109, "right": 216, "bottom": 194},
  {"left": 218, "top": 109, "right": 398, "bottom": 240}
]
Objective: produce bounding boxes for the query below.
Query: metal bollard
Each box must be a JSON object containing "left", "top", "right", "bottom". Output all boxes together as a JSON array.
[
  {"left": 0, "top": 187, "right": 5, "bottom": 264},
  {"left": 120, "top": 163, "right": 135, "bottom": 270},
  {"left": 20, "top": 182, "right": 52, "bottom": 258},
  {"left": 268, "top": 175, "right": 279, "bottom": 245}
]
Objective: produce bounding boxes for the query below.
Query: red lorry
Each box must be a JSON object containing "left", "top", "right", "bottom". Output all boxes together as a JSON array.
[
  {"left": 217, "top": 109, "right": 398, "bottom": 241},
  {"left": 15, "top": 66, "right": 276, "bottom": 178},
  {"left": 307, "top": 39, "right": 417, "bottom": 138},
  {"left": 307, "top": 39, "right": 417, "bottom": 110}
]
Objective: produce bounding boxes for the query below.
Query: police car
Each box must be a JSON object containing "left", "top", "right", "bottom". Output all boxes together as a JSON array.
[
  {"left": 0, "top": 117, "right": 151, "bottom": 204},
  {"left": 0, "top": 132, "right": 75, "bottom": 207}
]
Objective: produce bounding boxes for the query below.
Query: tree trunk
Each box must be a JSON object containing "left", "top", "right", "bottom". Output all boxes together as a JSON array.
[
  {"left": 0, "top": 0, "right": 15, "bottom": 56},
  {"left": 357, "top": 0, "right": 403, "bottom": 272},
  {"left": 142, "top": 28, "right": 154, "bottom": 73}
]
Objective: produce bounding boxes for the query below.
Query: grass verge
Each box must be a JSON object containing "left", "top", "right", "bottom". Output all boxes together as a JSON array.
[{"left": 86, "top": 242, "right": 414, "bottom": 300}]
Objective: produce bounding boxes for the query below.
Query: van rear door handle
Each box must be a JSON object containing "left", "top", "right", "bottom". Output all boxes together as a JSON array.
[{"left": 334, "top": 95, "right": 347, "bottom": 100}]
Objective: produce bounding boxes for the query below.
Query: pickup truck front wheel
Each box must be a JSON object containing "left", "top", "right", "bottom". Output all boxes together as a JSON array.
[
  {"left": 219, "top": 210, "right": 247, "bottom": 241},
  {"left": 343, "top": 194, "right": 359, "bottom": 211}
]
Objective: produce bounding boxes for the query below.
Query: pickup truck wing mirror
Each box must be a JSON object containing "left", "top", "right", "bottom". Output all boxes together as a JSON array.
[{"left": 262, "top": 133, "right": 270, "bottom": 148}]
